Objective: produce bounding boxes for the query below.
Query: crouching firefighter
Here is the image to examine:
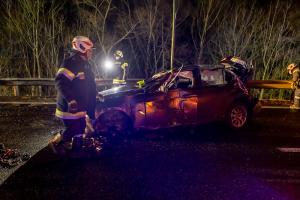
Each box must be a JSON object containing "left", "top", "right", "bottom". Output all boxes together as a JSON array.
[
  {"left": 49, "top": 36, "right": 97, "bottom": 155},
  {"left": 287, "top": 63, "right": 300, "bottom": 109},
  {"left": 112, "top": 50, "right": 128, "bottom": 85}
]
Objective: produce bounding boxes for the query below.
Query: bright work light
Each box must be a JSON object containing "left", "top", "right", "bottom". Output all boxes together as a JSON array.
[{"left": 103, "top": 59, "right": 113, "bottom": 70}]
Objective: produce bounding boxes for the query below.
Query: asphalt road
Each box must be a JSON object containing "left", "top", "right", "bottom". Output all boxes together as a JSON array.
[{"left": 1, "top": 105, "right": 300, "bottom": 200}]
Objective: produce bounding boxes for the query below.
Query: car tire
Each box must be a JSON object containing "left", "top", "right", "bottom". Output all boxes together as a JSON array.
[
  {"left": 95, "top": 110, "right": 133, "bottom": 141},
  {"left": 225, "top": 102, "right": 249, "bottom": 130}
]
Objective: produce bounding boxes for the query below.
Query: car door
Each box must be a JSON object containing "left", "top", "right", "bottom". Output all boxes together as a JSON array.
[
  {"left": 196, "top": 85, "right": 228, "bottom": 123},
  {"left": 144, "top": 91, "right": 171, "bottom": 129},
  {"left": 196, "top": 68, "right": 230, "bottom": 123},
  {"left": 165, "top": 88, "right": 185, "bottom": 126},
  {"left": 178, "top": 89, "right": 199, "bottom": 124},
  {"left": 166, "top": 69, "right": 200, "bottom": 125},
  {"left": 178, "top": 67, "right": 231, "bottom": 125}
]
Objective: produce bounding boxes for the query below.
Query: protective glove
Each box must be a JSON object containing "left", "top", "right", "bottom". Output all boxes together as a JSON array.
[
  {"left": 68, "top": 100, "right": 78, "bottom": 113},
  {"left": 121, "top": 62, "right": 128, "bottom": 70}
]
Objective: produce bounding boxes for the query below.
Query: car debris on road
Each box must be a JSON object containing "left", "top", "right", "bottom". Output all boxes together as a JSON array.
[
  {"left": 48, "top": 132, "right": 105, "bottom": 158},
  {"left": 0, "top": 143, "right": 30, "bottom": 168}
]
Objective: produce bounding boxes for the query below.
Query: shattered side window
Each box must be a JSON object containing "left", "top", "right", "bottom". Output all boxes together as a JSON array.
[
  {"left": 168, "top": 74, "right": 193, "bottom": 89},
  {"left": 200, "top": 69, "right": 226, "bottom": 86}
]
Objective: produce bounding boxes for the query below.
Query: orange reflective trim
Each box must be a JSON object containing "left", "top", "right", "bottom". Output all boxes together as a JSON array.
[
  {"left": 56, "top": 68, "right": 76, "bottom": 80},
  {"left": 55, "top": 109, "right": 86, "bottom": 119}
]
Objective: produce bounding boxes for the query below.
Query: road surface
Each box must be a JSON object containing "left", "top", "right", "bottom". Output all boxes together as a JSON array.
[{"left": 1, "top": 105, "right": 300, "bottom": 200}]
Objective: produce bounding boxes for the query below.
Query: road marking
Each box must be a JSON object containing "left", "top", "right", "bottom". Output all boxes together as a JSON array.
[{"left": 277, "top": 147, "right": 300, "bottom": 153}]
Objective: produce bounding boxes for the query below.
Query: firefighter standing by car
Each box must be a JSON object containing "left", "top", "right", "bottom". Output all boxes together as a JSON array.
[
  {"left": 49, "top": 36, "right": 97, "bottom": 154},
  {"left": 112, "top": 50, "right": 128, "bottom": 85},
  {"left": 287, "top": 63, "right": 300, "bottom": 109}
]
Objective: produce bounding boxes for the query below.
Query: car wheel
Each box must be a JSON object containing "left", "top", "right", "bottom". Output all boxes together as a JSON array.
[
  {"left": 226, "top": 103, "right": 248, "bottom": 129},
  {"left": 95, "top": 110, "right": 132, "bottom": 141}
]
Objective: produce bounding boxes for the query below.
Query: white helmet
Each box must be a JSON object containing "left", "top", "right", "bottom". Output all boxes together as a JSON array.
[{"left": 72, "top": 36, "right": 93, "bottom": 54}]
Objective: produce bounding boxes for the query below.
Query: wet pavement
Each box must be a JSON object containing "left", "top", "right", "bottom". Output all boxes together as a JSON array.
[
  {"left": 0, "top": 105, "right": 61, "bottom": 184},
  {"left": 1, "top": 105, "right": 300, "bottom": 200}
]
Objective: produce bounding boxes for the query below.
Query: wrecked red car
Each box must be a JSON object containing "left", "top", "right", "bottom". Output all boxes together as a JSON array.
[{"left": 95, "top": 65, "right": 257, "bottom": 135}]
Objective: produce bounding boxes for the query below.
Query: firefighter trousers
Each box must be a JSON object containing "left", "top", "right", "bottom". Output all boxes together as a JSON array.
[
  {"left": 62, "top": 118, "right": 86, "bottom": 142},
  {"left": 294, "top": 89, "right": 300, "bottom": 107}
]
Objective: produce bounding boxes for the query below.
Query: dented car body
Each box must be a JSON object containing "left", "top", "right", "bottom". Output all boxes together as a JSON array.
[{"left": 95, "top": 65, "right": 257, "bottom": 134}]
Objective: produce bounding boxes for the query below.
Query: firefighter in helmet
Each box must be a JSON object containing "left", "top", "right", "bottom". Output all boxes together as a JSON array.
[
  {"left": 220, "top": 56, "right": 253, "bottom": 84},
  {"left": 287, "top": 63, "right": 300, "bottom": 109},
  {"left": 49, "top": 36, "right": 97, "bottom": 155},
  {"left": 112, "top": 50, "right": 128, "bottom": 85}
]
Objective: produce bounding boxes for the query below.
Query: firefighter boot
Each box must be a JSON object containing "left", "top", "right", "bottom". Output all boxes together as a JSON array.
[{"left": 48, "top": 132, "right": 72, "bottom": 156}]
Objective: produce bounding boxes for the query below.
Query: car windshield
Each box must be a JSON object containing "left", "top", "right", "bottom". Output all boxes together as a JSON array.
[{"left": 142, "top": 66, "right": 187, "bottom": 92}]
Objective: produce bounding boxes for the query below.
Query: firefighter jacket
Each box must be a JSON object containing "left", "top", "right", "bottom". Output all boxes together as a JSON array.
[
  {"left": 114, "top": 57, "right": 128, "bottom": 80},
  {"left": 55, "top": 52, "right": 97, "bottom": 120},
  {"left": 292, "top": 67, "right": 300, "bottom": 89}
]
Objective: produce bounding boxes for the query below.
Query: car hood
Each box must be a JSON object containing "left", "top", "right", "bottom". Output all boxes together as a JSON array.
[{"left": 98, "top": 85, "right": 143, "bottom": 99}]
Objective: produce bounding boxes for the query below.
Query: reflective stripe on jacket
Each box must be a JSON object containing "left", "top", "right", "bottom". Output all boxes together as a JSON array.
[
  {"left": 56, "top": 68, "right": 76, "bottom": 81},
  {"left": 55, "top": 109, "right": 86, "bottom": 120}
]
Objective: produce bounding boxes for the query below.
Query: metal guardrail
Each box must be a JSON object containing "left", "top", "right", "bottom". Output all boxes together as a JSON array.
[
  {"left": 0, "top": 78, "right": 55, "bottom": 86},
  {"left": 246, "top": 80, "right": 292, "bottom": 89},
  {"left": 0, "top": 78, "right": 142, "bottom": 86},
  {"left": 0, "top": 78, "right": 293, "bottom": 97},
  {"left": 0, "top": 78, "right": 142, "bottom": 96},
  {"left": 0, "top": 78, "right": 292, "bottom": 87}
]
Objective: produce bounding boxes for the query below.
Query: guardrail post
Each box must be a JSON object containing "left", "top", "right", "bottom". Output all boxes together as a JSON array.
[{"left": 13, "top": 86, "right": 19, "bottom": 96}]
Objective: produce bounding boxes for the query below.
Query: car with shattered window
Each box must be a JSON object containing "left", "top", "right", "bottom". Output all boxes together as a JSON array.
[{"left": 94, "top": 65, "right": 258, "bottom": 136}]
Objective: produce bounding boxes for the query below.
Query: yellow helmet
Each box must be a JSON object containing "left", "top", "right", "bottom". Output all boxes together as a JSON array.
[{"left": 287, "top": 63, "right": 297, "bottom": 74}]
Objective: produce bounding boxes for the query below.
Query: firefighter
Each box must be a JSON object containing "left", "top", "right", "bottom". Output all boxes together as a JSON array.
[
  {"left": 287, "top": 63, "right": 300, "bottom": 109},
  {"left": 49, "top": 36, "right": 97, "bottom": 154},
  {"left": 112, "top": 50, "right": 128, "bottom": 85},
  {"left": 220, "top": 56, "right": 253, "bottom": 84}
]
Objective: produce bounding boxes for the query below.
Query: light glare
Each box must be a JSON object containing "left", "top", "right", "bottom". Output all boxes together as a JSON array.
[{"left": 103, "top": 59, "right": 113, "bottom": 70}]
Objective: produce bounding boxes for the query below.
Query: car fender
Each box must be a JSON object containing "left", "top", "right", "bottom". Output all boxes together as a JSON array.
[
  {"left": 95, "top": 109, "right": 133, "bottom": 132},
  {"left": 96, "top": 106, "right": 128, "bottom": 119},
  {"left": 220, "top": 95, "right": 252, "bottom": 120}
]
